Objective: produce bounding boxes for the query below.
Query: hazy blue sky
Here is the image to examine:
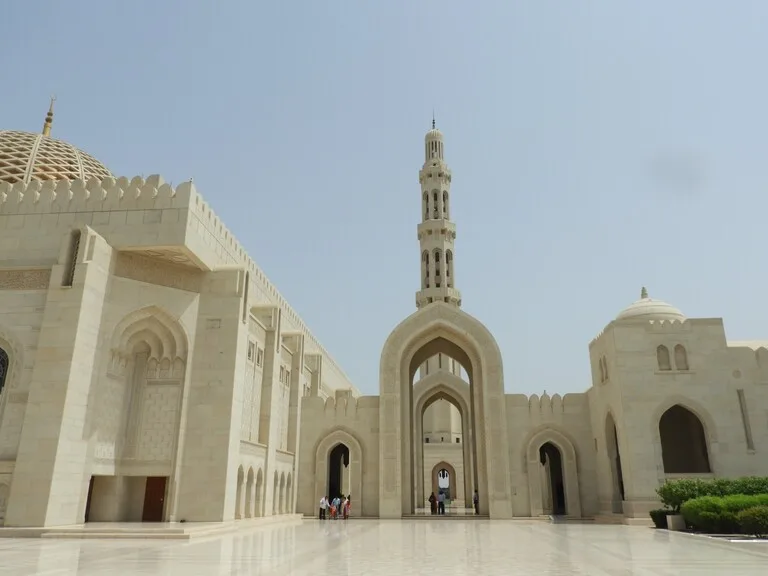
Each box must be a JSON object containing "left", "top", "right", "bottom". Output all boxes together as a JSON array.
[{"left": 3, "top": 2, "right": 768, "bottom": 396}]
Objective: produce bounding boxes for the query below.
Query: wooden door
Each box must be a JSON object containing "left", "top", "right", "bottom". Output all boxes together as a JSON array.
[{"left": 142, "top": 477, "right": 167, "bottom": 522}]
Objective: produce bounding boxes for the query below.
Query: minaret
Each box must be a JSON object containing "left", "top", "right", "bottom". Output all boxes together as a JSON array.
[{"left": 415, "top": 119, "right": 461, "bottom": 308}]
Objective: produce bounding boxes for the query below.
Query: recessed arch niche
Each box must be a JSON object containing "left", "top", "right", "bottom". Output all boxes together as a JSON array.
[{"left": 379, "top": 303, "right": 512, "bottom": 518}]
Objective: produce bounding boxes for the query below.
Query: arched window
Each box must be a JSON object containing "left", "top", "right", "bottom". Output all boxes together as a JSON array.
[
  {"left": 442, "top": 191, "right": 449, "bottom": 219},
  {"left": 434, "top": 250, "right": 441, "bottom": 287},
  {"left": 602, "top": 356, "right": 609, "bottom": 381},
  {"left": 0, "top": 347, "right": 8, "bottom": 396},
  {"left": 598, "top": 358, "right": 605, "bottom": 383},
  {"left": 433, "top": 191, "right": 439, "bottom": 219},
  {"left": 657, "top": 345, "right": 671, "bottom": 371},
  {"left": 659, "top": 405, "right": 711, "bottom": 473},
  {"left": 674, "top": 344, "right": 689, "bottom": 371},
  {"left": 422, "top": 251, "right": 430, "bottom": 288},
  {"left": 445, "top": 250, "right": 453, "bottom": 287},
  {"left": 423, "top": 192, "right": 429, "bottom": 221}
]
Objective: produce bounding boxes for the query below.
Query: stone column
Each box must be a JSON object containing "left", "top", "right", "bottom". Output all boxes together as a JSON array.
[
  {"left": 254, "top": 305, "right": 283, "bottom": 517},
  {"left": 175, "top": 269, "right": 248, "bottom": 521},
  {"left": 305, "top": 354, "right": 322, "bottom": 397},
  {"left": 5, "top": 228, "right": 113, "bottom": 527}
]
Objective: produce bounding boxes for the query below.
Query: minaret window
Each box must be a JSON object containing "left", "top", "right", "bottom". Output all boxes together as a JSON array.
[
  {"left": 423, "top": 192, "right": 429, "bottom": 221},
  {"left": 446, "top": 251, "right": 453, "bottom": 287},
  {"left": 443, "top": 191, "right": 449, "bottom": 219},
  {"left": 433, "top": 191, "right": 439, "bottom": 219},
  {"left": 422, "top": 251, "right": 430, "bottom": 288},
  {"left": 434, "top": 250, "right": 441, "bottom": 287}
]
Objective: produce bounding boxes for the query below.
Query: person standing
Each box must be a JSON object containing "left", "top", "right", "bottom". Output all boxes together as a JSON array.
[
  {"left": 438, "top": 491, "right": 446, "bottom": 515},
  {"left": 428, "top": 492, "right": 437, "bottom": 515},
  {"left": 473, "top": 490, "right": 479, "bottom": 515},
  {"left": 343, "top": 496, "right": 351, "bottom": 519},
  {"left": 319, "top": 495, "right": 328, "bottom": 520}
]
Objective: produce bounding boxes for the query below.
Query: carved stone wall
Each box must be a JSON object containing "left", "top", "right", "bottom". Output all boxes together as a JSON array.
[
  {"left": 114, "top": 253, "right": 202, "bottom": 293},
  {"left": 0, "top": 269, "right": 50, "bottom": 291}
]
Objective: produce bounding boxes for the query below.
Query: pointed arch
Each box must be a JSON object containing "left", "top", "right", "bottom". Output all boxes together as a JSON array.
[
  {"left": 314, "top": 428, "right": 363, "bottom": 515},
  {"left": 423, "top": 191, "right": 429, "bottom": 220},
  {"left": 379, "top": 302, "right": 511, "bottom": 518},
  {"left": 254, "top": 468, "right": 264, "bottom": 517},
  {"left": 674, "top": 344, "right": 689, "bottom": 371},
  {"left": 244, "top": 467, "right": 254, "bottom": 518},
  {"left": 658, "top": 403, "right": 711, "bottom": 473},
  {"left": 0, "top": 326, "right": 22, "bottom": 401},
  {"left": 111, "top": 305, "right": 188, "bottom": 363},
  {"left": 235, "top": 465, "right": 245, "bottom": 519},
  {"left": 442, "top": 190, "right": 449, "bottom": 219},
  {"left": 656, "top": 345, "right": 671, "bottom": 371},
  {"left": 524, "top": 426, "right": 582, "bottom": 518}
]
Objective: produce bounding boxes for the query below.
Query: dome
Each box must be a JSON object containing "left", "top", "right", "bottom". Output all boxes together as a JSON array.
[
  {"left": 0, "top": 130, "right": 112, "bottom": 185},
  {"left": 616, "top": 287, "right": 686, "bottom": 322}
]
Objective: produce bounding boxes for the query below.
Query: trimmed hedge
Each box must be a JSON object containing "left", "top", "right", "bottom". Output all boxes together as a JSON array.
[
  {"left": 649, "top": 509, "right": 669, "bottom": 529},
  {"left": 681, "top": 494, "right": 768, "bottom": 534},
  {"left": 656, "top": 477, "right": 768, "bottom": 513},
  {"left": 737, "top": 506, "right": 768, "bottom": 537}
]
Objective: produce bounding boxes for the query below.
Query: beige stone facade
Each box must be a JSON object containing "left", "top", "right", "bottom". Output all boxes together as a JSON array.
[{"left": 0, "top": 119, "right": 767, "bottom": 527}]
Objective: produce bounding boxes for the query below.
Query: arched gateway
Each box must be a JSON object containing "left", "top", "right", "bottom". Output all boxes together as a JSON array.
[{"left": 379, "top": 302, "right": 513, "bottom": 518}]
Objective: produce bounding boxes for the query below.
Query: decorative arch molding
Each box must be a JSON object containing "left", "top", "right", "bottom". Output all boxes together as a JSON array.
[
  {"left": 379, "top": 302, "right": 512, "bottom": 518},
  {"left": 524, "top": 426, "right": 582, "bottom": 518},
  {"left": 412, "top": 374, "right": 474, "bottom": 507},
  {"left": 652, "top": 396, "right": 717, "bottom": 475},
  {"left": 313, "top": 427, "right": 363, "bottom": 514},
  {"left": 110, "top": 305, "right": 189, "bottom": 364},
  {"left": 431, "top": 460, "right": 457, "bottom": 498}
]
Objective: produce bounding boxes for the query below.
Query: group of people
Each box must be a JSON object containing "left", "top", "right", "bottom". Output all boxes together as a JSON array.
[
  {"left": 428, "top": 489, "right": 480, "bottom": 515},
  {"left": 318, "top": 495, "right": 351, "bottom": 520}
]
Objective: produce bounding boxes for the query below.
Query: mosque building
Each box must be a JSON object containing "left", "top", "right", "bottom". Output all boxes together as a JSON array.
[{"left": 0, "top": 102, "right": 767, "bottom": 527}]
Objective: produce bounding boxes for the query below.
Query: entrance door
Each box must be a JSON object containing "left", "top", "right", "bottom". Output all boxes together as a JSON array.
[{"left": 142, "top": 477, "right": 167, "bottom": 522}]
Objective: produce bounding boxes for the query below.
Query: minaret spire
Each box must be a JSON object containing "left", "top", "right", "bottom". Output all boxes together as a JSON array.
[
  {"left": 415, "top": 122, "right": 461, "bottom": 308},
  {"left": 42, "top": 96, "right": 56, "bottom": 137}
]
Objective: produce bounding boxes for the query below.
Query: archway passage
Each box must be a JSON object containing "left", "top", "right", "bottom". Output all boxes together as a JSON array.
[
  {"left": 659, "top": 404, "right": 711, "bottom": 473},
  {"left": 437, "top": 468, "right": 451, "bottom": 499},
  {"left": 605, "top": 413, "right": 625, "bottom": 513},
  {"left": 328, "top": 443, "right": 350, "bottom": 501},
  {"left": 379, "top": 305, "right": 513, "bottom": 518},
  {"left": 539, "top": 443, "right": 566, "bottom": 516}
]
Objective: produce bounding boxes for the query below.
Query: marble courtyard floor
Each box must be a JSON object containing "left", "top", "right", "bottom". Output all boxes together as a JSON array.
[{"left": 1, "top": 519, "right": 767, "bottom": 576}]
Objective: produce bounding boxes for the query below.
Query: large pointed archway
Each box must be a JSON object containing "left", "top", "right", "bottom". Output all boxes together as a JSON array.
[{"left": 379, "top": 302, "right": 512, "bottom": 518}]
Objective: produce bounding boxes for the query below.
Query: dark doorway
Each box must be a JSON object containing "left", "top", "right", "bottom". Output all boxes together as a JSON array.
[
  {"left": 659, "top": 404, "right": 711, "bottom": 473},
  {"left": 328, "top": 443, "right": 350, "bottom": 500},
  {"left": 539, "top": 442, "right": 566, "bottom": 516},
  {"left": 613, "top": 426, "right": 625, "bottom": 500},
  {"left": 84, "top": 476, "right": 95, "bottom": 523},
  {"left": 142, "top": 477, "right": 167, "bottom": 522}
]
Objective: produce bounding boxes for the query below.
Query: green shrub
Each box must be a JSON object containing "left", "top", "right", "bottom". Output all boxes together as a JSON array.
[
  {"left": 737, "top": 506, "right": 768, "bottom": 537},
  {"left": 681, "top": 494, "right": 768, "bottom": 534},
  {"left": 649, "top": 509, "right": 669, "bottom": 529},
  {"left": 656, "top": 477, "right": 768, "bottom": 512}
]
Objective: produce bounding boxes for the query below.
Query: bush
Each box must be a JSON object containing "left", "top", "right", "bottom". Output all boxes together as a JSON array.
[
  {"left": 737, "top": 506, "right": 768, "bottom": 537},
  {"left": 656, "top": 477, "right": 768, "bottom": 512},
  {"left": 649, "top": 509, "right": 669, "bottom": 529},
  {"left": 681, "top": 494, "right": 768, "bottom": 534}
]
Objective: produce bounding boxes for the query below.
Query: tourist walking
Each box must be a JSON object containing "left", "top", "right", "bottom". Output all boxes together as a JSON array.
[
  {"left": 343, "top": 496, "right": 351, "bottom": 519},
  {"left": 473, "top": 490, "right": 479, "bottom": 515},
  {"left": 428, "top": 492, "right": 437, "bottom": 515},
  {"left": 438, "top": 490, "right": 446, "bottom": 515}
]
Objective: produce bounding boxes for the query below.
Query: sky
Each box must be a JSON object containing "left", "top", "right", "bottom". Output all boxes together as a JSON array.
[{"left": 3, "top": 1, "right": 768, "bottom": 396}]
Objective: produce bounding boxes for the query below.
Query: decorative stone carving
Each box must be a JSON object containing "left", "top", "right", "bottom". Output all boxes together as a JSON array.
[
  {"left": 114, "top": 252, "right": 202, "bottom": 293},
  {"left": 0, "top": 269, "right": 50, "bottom": 291}
]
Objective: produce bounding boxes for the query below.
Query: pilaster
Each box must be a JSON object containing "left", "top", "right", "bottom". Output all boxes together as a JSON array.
[
  {"left": 253, "top": 305, "right": 283, "bottom": 516},
  {"left": 5, "top": 227, "right": 113, "bottom": 527},
  {"left": 175, "top": 269, "right": 248, "bottom": 521}
]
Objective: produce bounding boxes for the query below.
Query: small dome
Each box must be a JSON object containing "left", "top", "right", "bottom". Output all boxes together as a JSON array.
[
  {"left": 616, "top": 287, "right": 685, "bottom": 322},
  {"left": 425, "top": 127, "right": 443, "bottom": 141},
  {"left": 0, "top": 130, "right": 112, "bottom": 185}
]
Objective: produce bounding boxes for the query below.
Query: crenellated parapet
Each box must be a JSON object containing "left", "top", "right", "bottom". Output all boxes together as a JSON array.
[
  {"left": 0, "top": 175, "right": 192, "bottom": 215},
  {"left": 302, "top": 395, "right": 379, "bottom": 427},
  {"left": 507, "top": 391, "right": 588, "bottom": 419}
]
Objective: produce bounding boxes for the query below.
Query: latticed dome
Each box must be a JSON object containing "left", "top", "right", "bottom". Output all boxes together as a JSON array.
[{"left": 0, "top": 130, "right": 112, "bottom": 185}]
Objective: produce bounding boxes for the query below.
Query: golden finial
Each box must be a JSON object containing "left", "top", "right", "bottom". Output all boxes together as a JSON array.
[
  {"left": 641, "top": 286, "right": 648, "bottom": 299},
  {"left": 42, "top": 95, "right": 56, "bottom": 137}
]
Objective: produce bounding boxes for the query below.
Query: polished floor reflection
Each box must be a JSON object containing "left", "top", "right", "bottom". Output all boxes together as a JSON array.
[{"left": 1, "top": 519, "right": 767, "bottom": 575}]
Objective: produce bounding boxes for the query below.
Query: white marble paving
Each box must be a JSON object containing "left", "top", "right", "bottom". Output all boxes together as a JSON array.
[{"left": 0, "top": 519, "right": 766, "bottom": 575}]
